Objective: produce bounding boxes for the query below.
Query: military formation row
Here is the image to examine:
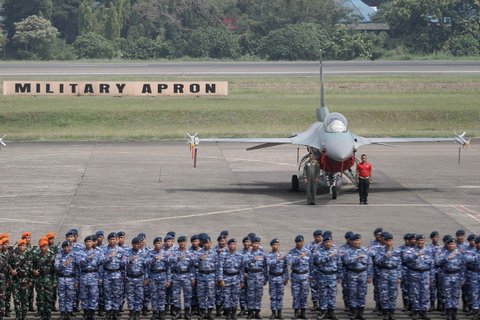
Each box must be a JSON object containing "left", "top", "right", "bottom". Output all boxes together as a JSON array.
[{"left": 0, "top": 228, "right": 479, "bottom": 320}]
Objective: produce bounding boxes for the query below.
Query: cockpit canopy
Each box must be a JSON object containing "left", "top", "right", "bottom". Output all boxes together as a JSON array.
[{"left": 323, "top": 112, "right": 348, "bottom": 133}]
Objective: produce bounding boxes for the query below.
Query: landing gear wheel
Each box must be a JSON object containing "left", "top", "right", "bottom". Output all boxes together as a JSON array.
[
  {"left": 331, "top": 185, "right": 337, "bottom": 199},
  {"left": 291, "top": 175, "right": 299, "bottom": 191}
]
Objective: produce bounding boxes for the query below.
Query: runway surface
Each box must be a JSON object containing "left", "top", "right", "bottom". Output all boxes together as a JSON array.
[
  {"left": 1, "top": 61, "right": 480, "bottom": 76},
  {"left": 0, "top": 140, "right": 478, "bottom": 312}
]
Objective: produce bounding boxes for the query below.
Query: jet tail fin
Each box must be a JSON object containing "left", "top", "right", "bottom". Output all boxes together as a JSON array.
[
  {"left": 316, "top": 50, "right": 329, "bottom": 122},
  {"left": 316, "top": 106, "right": 329, "bottom": 122}
]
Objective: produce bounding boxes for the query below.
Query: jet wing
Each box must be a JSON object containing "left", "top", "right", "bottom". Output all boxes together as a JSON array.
[
  {"left": 200, "top": 137, "right": 294, "bottom": 151},
  {"left": 353, "top": 133, "right": 470, "bottom": 148}
]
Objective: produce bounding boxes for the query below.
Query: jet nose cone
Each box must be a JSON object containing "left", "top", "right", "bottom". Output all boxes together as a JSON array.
[{"left": 325, "top": 135, "right": 354, "bottom": 162}]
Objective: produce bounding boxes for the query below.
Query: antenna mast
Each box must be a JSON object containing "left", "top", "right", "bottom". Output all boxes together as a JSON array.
[{"left": 320, "top": 50, "right": 325, "bottom": 108}]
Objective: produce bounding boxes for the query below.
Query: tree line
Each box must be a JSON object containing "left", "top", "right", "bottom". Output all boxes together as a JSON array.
[{"left": 0, "top": 0, "right": 478, "bottom": 60}]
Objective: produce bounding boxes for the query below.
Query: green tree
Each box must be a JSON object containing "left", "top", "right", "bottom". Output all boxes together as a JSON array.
[
  {"left": 12, "top": 15, "right": 59, "bottom": 59},
  {"left": 2, "top": 0, "right": 53, "bottom": 35},
  {"left": 185, "top": 26, "right": 240, "bottom": 58},
  {"left": 78, "top": 0, "right": 95, "bottom": 35},
  {"left": 73, "top": 32, "right": 116, "bottom": 58},
  {"left": 104, "top": 6, "right": 120, "bottom": 39},
  {"left": 52, "top": 0, "right": 81, "bottom": 43}
]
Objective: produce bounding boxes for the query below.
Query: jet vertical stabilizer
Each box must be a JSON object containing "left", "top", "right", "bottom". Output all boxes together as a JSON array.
[{"left": 316, "top": 50, "right": 329, "bottom": 122}]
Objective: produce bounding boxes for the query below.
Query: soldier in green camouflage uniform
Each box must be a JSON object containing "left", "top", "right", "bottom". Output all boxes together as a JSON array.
[
  {"left": 33, "top": 240, "right": 57, "bottom": 320},
  {"left": 0, "top": 238, "right": 12, "bottom": 320},
  {"left": 303, "top": 153, "right": 320, "bottom": 205},
  {"left": 47, "top": 233, "right": 59, "bottom": 312},
  {"left": 10, "top": 239, "right": 33, "bottom": 320},
  {"left": 19, "top": 233, "right": 35, "bottom": 313},
  {"left": 1, "top": 238, "right": 15, "bottom": 318}
]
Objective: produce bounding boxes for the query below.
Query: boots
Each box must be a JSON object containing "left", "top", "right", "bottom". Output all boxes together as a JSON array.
[
  {"left": 185, "top": 308, "right": 191, "bottom": 320},
  {"left": 14, "top": 312, "right": 20, "bottom": 320},
  {"left": 429, "top": 299, "right": 435, "bottom": 312},
  {"left": 292, "top": 310, "right": 299, "bottom": 320},
  {"left": 225, "top": 309, "right": 231, "bottom": 320},
  {"left": 299, "top": 309, "right": 306, "bottom": 320},
  {"left": 388, "top": 309, "right": 395, "bottom": 320},
  {"left": 453, "top": 308, "right": 458, "bottom": 320},
  {"left": 349, "top": 308, "right": 357, "bottom": 320},
  {"left": 420, "top": 310, "right": 431, "bottom": 320},
  {"left": 412, "top": 311, "right": 418, "bottom": 320},
  {"left": 471, "top": 309, "right": 479, "bottom": 320},
  {"left": 317, "top": 309, "right": 326, "bottom": 320},
  {"left": 128, "top": 311, "right": 135, "bottom": 320},
  {"left": 277, "top": 310, "right": 283, "bottom": 320},
  {"left": 207, "top": 308, "right": 213, "bottom": 320},
  {"left": 437, "top": 300, "right": 443, "bottom": 312},
  {"left": 382, "top": 309, "right": 389, "bottom": 320},
  {"left": 160, "top": 310, "right": 167, "bottom": 320},
  {"left": 98, "top": 309, "right": 104, "bottom": 317},
  {"left": 91, "top": 310, "right": 97, "bottom": 320},
  {"left": 172, "top": 307, "right": 180, "bottom": 320},
  {"left": 142, "top": 307, "right": 148, "bottom": 317},
  {"left": 254, "top": 310, "right": 262, "bottom": 320},
  {"left": 231, "top": 309, "right": 238, "bottom": 320},
  {"left": 199, "top": 309, "right": 206, "bottom": 320},
  {"left": 357, "top": 307, "right": 365, "bottom": 320},
  {"left": 327, "top": 309, "right": 337, "bottom": 320},
  {"left": 215, "top": 306, "right": 222, "bottom": 318},
  {"left": 248, "top": 310, "right": 254, "bottom": 320}
]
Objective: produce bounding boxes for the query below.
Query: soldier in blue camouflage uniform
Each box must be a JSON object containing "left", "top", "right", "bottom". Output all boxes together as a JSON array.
[
  {"left": 195, "top": 236, "right": 219, "bottom": 320},
  {"left": 454, "top": 230, "right": 469, "bottom": 313},
  {"left": 214, "top": 235, "right": 228, "bottom": 317},
  {"left": 374, "top": 232, "right": 402, "bottom": 320},
  {"left": 426, "top": 231, "right": 442, "bottom": 312},
  {"left": 404, "top": 234, "right": 434, "bottom": 320},
  {"left": 341, "top": 233, "right": 372, "bottom": 320},
  {"left": 102, "top": 232, "right": 124, "bottom": 320},
  {"left": 338, "top": 232, "right": 353, "bottom": 313},
  {"left": 266, "top": 239, "right": 288, "bottom": 320},
  {"left": 189, "top": 235, "right": 201, "bottom": 316},
  {"left": 170, "top": 236, "right": 196, "bottom": 320},
  {"left": 287, "top": 235, "right": 310, "bottom": 320},
  {"left": 218, "top": 238, "right": 244, "bottom": 320},
  {"left": 465, "top": 236, "right": 480, "bottom": 320},
  {"left": 147, "top": 237, "right": 171, "bottom": 320},
  {"left": 55, "top": 241, "right": 77, "bottom": 320},
  {"left": 464, "top": 234, "right": 477, "bottom": 315},
  {"left": 305, "top": 230, "right": 322, "bottom": 311},
  {"left": 313, "top": 233, "right": 341, "bottom": 320},
  {"left": 244, "top": 236, "right": 267, "bottom": 320},
  {"left": 368, "top": 228, "right": 384, "bottom": 315},
  {"left": 238, "top": 237, "right": 251, "bottom": 317},
  {"left": 94, "top": 231, "right": 107, "bottom": 318},
  {"left": 78, "top": 235, "right": 104, "bottom": 320},
  {"left": 437, "top": 236, "right": 465, "bottom": 320},
  {"left": 123, "top": 237, "right": 148, "bottom": 320},
  {"left": 399, "top": 233, "right": 415, "bottom": 312},
  {"left": 66, "top": 229, "right": 83, "bottom": 313},
  {"left": 162, "top": 234, "right": 175, "bottom": 316}
]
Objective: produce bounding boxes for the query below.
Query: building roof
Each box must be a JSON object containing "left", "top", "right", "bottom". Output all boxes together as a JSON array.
[{"left": 340, "top": 0, "right": 378, "bottom": 23}]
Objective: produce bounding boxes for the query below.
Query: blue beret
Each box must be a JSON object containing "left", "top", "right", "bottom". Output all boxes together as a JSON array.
[
  {"left": 107, "top": 232, "right": 117, "bottom": 240},
  {"left": 178, "top": 236, "right": 187, "bottom": 242},
  {"left": 190, "top": 234, "right": 199, "bottom": 241},
  {"left": 295, "top": 235, "right": 304, "bottom": 242},
  {"left": 475, "top": 237, "right": 480, "bottom": 244},
  {"left": 166, "top": 231, "right": 176, "bottom": 237},
  {"left": 323, "top": 235, "right": 332, "bottom": 241},
  {"left": 247, "top": 233, "right": 257, "bottom": 241},
  {"left": 201, "top": 236, "right": 211, "bottom": 244},
  {"left": 95, "top": 230, "right": 104, "bottom": 237},
  {"left": 91, "top": 235, "right": 98, "bottom": 241},
  {"left": 153, "top": 237, "right": 162, "bottom": 244},
  {"left": 403, "top": 233, "right": 411, "bottom": 240},
  {"left": 217, "top": 235, "right": 226, "bottom": 241},
  {"left": 350, "top": 234, "right": 361, "bottom": 241},
  {"left": 131, "top": 237, "right": 141, "bottom": 244},
  {"left": 66, "top": 230, "right": 75, "bottom": 237},
  {"left": 456, "top": 229, "right": 465, "bottom": 236},
  {"left": 117, "top": 231, "right": 125, "bottom": 237},
  {"left": 345, "top": 231, "right": 354, "bottom": 240},
  {"left": 270, "top": 238, "right": 279, "bottom": 246},
  {"left": 61, "top": 241, "right": 70, "bottom": 248},
  {"left": 137, "top": 233, "right": 146, "bottom": 240},
  {"left": 242, "top": 236, "right": 250, "bottom": 243},
  {"left": 84, "top": 235, "right": 93, "bottom": 242},
  {"left": 382, "top": 232, "right": 393, "bottom": 241},
  {"left": 323, "top": 231, "right": 332, "bottom": 238},
  {"left": 70, "top": 229, "right": 78, "bottom": 235},
  {"left": 443, "top": 235, "right": 452, "bottom": 242},
  {"left": 467, "top": 234, "right": 476, "bottom": 241},
  {"left": 407, "top": 233, "right": 416, "bottom": 240},
  {"left": 446, "top": 237, "right": 455, "bottom": 244},
  {"left": 251, "top": 236, "right": 261, "bottom": 243},
  {"left": 416, "top": 234, "right": 425, "bottom": 241},
  {"left": 227, "top": 238, "right": 236, "bottom": 244},
  {"left": 164, "top": 235, "right": 173, "bottom": 241},
  {"left": 430, "top": 231, "right": 439, "bottom": 238},
  {"left": 198, "top": 233, "right": 209, "bottom": 241},
  {"left": 313, "top": 230, "right": 323, "bottom": 236},
  {"left": 374, "top": 228, "right": 383, "bottom": 235},
  {"left": 220, "top": 230, "right": 229, "bottom": 236}
]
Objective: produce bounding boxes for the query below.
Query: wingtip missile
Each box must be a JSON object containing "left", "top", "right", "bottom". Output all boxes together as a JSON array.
[
  {"left": 0, "top": 134, "right": 6, "bottom": 147},
  {"left": 454, "top": 132, "right": 471, "bottom": 149}
]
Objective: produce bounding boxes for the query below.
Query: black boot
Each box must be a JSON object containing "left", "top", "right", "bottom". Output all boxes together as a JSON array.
[
  {"left": 312, "top": 302, "right": 318, "bottom": 312},
  {"left": 215, "top": 306, "right": 222, "bottom": 318},
  {"left": 5, "top": 309, "right": 11, "bottom": 318},
  {"left": 142, "top": 307, "right": 148, "bottom": 317},
  {"left": 225, "top": 309, "right": 231, "bottom": 320},
  {"left": 269, "top": 311, "right": 276, "bottom": 320},
  {"left": 357, "top": 307, "right": 365, "bottom": 320},
  {"left": 150, "top": 311, "right": 157, "bottom": 320},
  {"left": 453, "top": 308, "right": 458, "bottom": 320},
  {"left": 471, "top": 309, "right": 479, "bottom": 320},
  {"left": 382, "top": 309, "right": 389, "bottom": 320},
  {"left": 248, "top": 310, "right": 254, "bottom": 320},
  {"left": 317, "top": 310, "right": 326, "bottom": 320},
  {"left": 388, "top": 309, "right": 395, "bottom": 320},
  {"left": 429, "top": 300, "right": 435, "bottom": 312},
  {"left": 412, "top": 311, "right": 418, "bottom": 320},
  {"left": 292, "top": 310, "right": 299, "bottom": 320},
  {"left": 328, "top": 309, "right": 337, "bottom": 320},
  {"left": 172, "top": 307, "right": 180, "bottom": 320},
  {"left": 185, "top": 308, "right": 191, "bottom": 320},
  {"left": 421, "top": 311, "right": 430, "bottom": 320},
  {"left": 231, "top": 309, "right": 237, "bottom": 320},
  {"left": 128, "top": 311, "right": 134, "bottom": 320},
  {"left": 349, "top": 308, "right": 357, "bottom": 320},
  {"left": 98, "top": 309, "right": 104, "bottom": 317},
  {"left": 255, "top": 310, "right": 262, "bottom": 320},
  {"left": 207, "top": 309, "right": 213, "bottom": 320},
  {"left": 276, "top": 310, "right": 282, "bottom": 320},
  {"left": 299, "top": 309, "right": 306, "bottom": 320},
  {"left": 91, "top": 310, "right": 97, "bottom": 320},
  {"left": 198, "top": 309, "right": 206, "bottom": 320},
  {"left": 159, "top": 311, "right": 166, "bottom": 320}
]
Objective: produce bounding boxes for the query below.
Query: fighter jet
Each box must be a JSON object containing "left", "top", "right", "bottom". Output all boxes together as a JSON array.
[{"left": 188, "top": 58, "right": 470, "bottom": 199}]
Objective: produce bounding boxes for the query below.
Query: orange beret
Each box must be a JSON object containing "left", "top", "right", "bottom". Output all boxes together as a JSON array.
[
  {"left": 22, "top": 232, "right": 31, "bottom": 239},
  {"left": 0, "top": 238, "right": 6, "bottom": 245},
  {"left": 38, "top": 236, "right": 48, "bottom": 244},
  {"left": 0, "top": 233, "right": 8, "bottom": 239},
  {"left": 17, "top": 239, "right": 27, "bottom": 246},
  {"left": 46, "top": 232, "right": 55, "bottom": 239},
  {"left": 39, "top": 240, "right": 48, "bottom": 247}
]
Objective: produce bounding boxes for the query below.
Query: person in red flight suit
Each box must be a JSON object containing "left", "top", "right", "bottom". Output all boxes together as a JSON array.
[{"left": 356, "top": 154, "right": 372, "bottom": 205}]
